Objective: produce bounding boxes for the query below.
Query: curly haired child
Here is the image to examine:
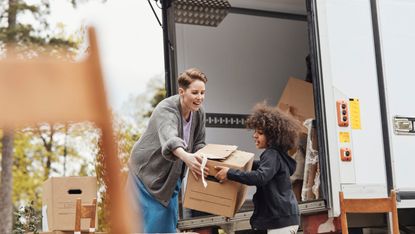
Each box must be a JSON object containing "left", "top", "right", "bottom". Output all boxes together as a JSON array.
[{"left": 215, "top": 102, "right": 301, "bottom": 234}]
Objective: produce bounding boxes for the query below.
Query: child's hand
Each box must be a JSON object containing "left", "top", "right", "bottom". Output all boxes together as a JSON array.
[{"left": 214, "top": 166, "right": 229, "bottom": 183}]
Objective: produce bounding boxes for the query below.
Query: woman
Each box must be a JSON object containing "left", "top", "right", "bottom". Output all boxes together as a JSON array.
[{"left": 127, "top": 68, "right": 208, "bottom": 233}]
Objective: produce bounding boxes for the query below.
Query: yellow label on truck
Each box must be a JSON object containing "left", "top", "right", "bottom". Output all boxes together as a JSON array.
[
  {"left": 349, "top": 98, "right": 361, "bottom": 130},
  {"left": 339, "top": 132, "right": 350, "bottom": 143}
]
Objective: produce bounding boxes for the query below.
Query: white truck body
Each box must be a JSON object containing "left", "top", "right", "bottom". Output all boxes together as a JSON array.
[{"left": 161, "top": 0, "right": 415, "bottom": 230}]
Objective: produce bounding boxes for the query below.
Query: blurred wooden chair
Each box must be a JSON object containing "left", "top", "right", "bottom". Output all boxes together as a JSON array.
[
  {"left": 339, "top": 190, "right": 399, "bottom": 234},
  {"left": 0, "top": 28, "right": 137, "bottom": 233},
  {"left": 75, "top": 198, "right": 97, "bottom": 234}
]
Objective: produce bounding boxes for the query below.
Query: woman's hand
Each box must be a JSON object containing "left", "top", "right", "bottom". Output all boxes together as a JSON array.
[
  {"left": 214, "top": 166, "right": 229, "bottom": 183},
  {"left": 184, "top": 153, "right": 209, "bottom": 180},
  {"left": 174, "top": 148, "right": 209, "bottom": 180}
]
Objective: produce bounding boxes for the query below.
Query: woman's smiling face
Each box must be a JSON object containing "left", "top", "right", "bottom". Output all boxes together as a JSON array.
[{"left": 179, "top": 79, "right": 206, "bottom": 113}]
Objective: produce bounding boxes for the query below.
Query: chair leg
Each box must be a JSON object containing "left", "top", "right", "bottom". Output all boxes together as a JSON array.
[
  {"left": 75, "top": 198, "right": 81, "bottom": 233},
  {"left": 339, "top": 192, "right": 349, "bottom": 234},
  {"left": 391, "top": 210, "right": 400, "bottom": 234},
  {"left": 89, "top": 198, "right": 97, "bottom": 234}
]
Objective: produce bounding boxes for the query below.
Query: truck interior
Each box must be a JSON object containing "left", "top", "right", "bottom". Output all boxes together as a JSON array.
[{"left": 168, "top": 0, "right": 328, "bottom": 230}]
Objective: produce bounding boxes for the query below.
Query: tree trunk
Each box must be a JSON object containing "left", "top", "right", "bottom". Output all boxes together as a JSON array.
[
  {"left": 63, "top": 123, "right": 68, "bottom": 176},
  {"left": 0, "top": 1, "right": 17, "bottom": 233},
  {"left": 0, "top": 128, "right": 15, "bottom": 234},
  {"left": 39, "top": 124, "right": 54, "bottom": 180}
]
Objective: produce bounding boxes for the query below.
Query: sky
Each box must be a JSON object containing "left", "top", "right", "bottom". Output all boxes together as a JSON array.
[{"left": 48, "top": 0, "right": 165, "bottom": 112}]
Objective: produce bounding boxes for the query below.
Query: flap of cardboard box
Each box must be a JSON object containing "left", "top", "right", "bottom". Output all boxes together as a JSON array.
[
  {"left": 197, "top": 144, "right": 237, "bottom": 160},
  {"left": 222, "top": 150, "right": 254, "bottom": 168}
]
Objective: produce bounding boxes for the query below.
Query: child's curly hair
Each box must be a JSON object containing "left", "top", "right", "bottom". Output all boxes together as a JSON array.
[{"left": 246, "top": 102, "right": 301, "bottom": 152}]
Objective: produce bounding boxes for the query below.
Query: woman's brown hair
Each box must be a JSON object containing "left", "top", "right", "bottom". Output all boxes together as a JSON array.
[
  {"left": 177, "top": 68, "right": 207, "bottom": 89},
  {"left": 246, "top": 102, "right": 301, "bottom": 152}
]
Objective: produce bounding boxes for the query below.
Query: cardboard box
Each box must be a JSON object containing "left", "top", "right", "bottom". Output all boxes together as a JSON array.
[
  {"left": 183, "top": 144, "right": 254, "bottom": 217},
  {"left": 42, "top": 176, "right": 97, "bottom": 231},
  {"left": 277, "top": 77, "right": 315, "bottom": 125}
]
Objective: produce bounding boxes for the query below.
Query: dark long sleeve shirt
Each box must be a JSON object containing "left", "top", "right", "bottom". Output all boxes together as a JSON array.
[{"left": 227, "top": 147, "right": 300, "bottom": 230}]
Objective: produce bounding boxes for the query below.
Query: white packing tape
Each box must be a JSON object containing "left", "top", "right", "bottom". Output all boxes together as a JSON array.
[{"left": 200, "top": 154, "right": 208, "bottom": 188}]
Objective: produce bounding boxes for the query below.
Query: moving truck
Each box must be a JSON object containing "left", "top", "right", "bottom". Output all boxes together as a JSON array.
[{"left": 159, "top": 0, "right": 415, "bottom": 232}]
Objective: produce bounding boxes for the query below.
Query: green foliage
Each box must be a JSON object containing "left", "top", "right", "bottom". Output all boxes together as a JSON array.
[
  {"left": 1, "top": 1, "right": 165, "bottom": 232},
  {"left": 13, "top": 129, "right": 44, "bottom": 210},
  {"left": 115, "top": 118, "right": 141, "bottom": 170},
  {"left": 147, "top": 76, "right": 167, "bottom": 114},
  {"left": 0, "top": 0, "right": 83, "bottom": 59},
  {"left": 12, "top": 201, "right": 41, "bottom": 234},
  {"left": 145, "top": 86, "right": 166, "bottom": 118},
  {"left": 11, "top": 123, "right": 101, "bottom": 227}
]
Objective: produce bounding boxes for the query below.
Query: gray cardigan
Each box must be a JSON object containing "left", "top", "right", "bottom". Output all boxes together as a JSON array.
[{"left": 128, "top": 95, "right": 206, "bottom": 207}]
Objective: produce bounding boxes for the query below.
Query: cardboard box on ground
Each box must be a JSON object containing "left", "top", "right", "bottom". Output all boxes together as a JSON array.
[
  {"left": 42, "top": 176, "right": 97, "bottom": 232},
  {"left": 183, "top": 144, "right": 254, "bottom": 217},
  {"left": 277, "top": 77, "right": 320, "bottom": 202}
]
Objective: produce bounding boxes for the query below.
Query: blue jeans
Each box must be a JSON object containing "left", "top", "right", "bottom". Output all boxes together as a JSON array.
[{"left": 127, "top": 173, "right": 181, "bottom": 233}]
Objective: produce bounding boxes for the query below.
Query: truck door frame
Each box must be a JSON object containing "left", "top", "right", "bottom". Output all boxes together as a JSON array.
[{"left": 162, "top": 0, "right": 332, "bottom": 217}]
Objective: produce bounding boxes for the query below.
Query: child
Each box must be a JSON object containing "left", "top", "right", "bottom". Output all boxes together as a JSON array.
[{"left": 215, "top": 103, "right": 301, "bottom": 234}]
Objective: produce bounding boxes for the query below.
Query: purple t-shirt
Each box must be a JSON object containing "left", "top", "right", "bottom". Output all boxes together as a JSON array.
[{"left": 183, "top": 112, "right": 193, "bottom": 148}]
